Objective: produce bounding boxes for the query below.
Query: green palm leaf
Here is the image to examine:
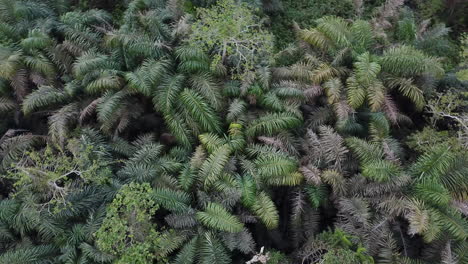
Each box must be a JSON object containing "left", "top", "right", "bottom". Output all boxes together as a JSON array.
[
  {"left": 22, "top": 86, "right": 69, "bottom": 114},
  {"left": 199, "top": 145, "right": 232, "bottom": 186},
  {"left": 196, "top": 203, "right": 243, "bottom": 233},
  {"left": 246, "top": 112, "right": 302, "bottom": 138},
  {"left": 179, "top": 89, "right": 222, "bottom": 134},
  {"left": 152, "top": 188, "right": 191, "bottom": 213},
  {"left": 198, "top": 232, "right": 231, "bottom": 264},
  {"left": 252, "top": 192, "right": 279, "bottom": 229}
]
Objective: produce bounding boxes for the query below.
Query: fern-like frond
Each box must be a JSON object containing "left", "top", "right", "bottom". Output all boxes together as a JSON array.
[
  {"left": 0, "top": 245, "right": 58, "bottom": 263},
  {"left": 198, "top": 133, "right": 226, "bottom": 154},
  {"left": 380, "top": 45, "right": 443, "bottom": 77},
  {"left": 354, "top": 52, "right": 380, "bottom": 85},
  {"left": 410, "top": 145, "right": 455, "bottom": 181},
  {"left": 434, "top": 208, "right": 468, "bottom": 241},
  {"left": 305, "top": 184, "right": 328, "bottom": 208},
  {"left": 414, "top": 180, "right": 451, "bottom": 207},
  {"left": 362, "top": 159, "right": 400, "bottom": 182},
  {"left": 49, "top": 103, "right": 79, "bottom": 147},
  {"left": 20, "top": 29, "right": 53, "bottom": 51},
  {"left": 196, "top": 203, "right": 244, "bottom": 233},
  {"left": 0, "top": 96, "right": 16, "bottom": 113},
  {"left": 163, "top": 111, "right": 193, "bottom": 148},
  {"left": 300, "top": 165, "right": 322, "bottom": 185},
  {"left": 316, "top": 16, "right": 351, "bottom": 49},
  {"left": 369, "top": 113, "right": 390, "bottom": 140},
  {"left": 85, "top": 71, "right": 123, "bottom": 93},
  {"left": 96, "top": 90, "right": 127, "bottom": 126},
  {"left": 174, "top": 236, "right": 198, "bottom": 264},
  {"left": 154, "top": 74, "right": 184, "bottom": 114},
  {"left": 179, "top": 89, "right": 222, "bottom": 134},
  {"left": 382, "top": 94, "right": 399, "bottom": 124},
  {"left": 152, "top": 188, "right": 190, "bottom": 213},
  {"left": 350, "top": 20, "right": 374, "bottom": 54},
  {"left": 190, "top": 73, "right": 223, "bottom": 111},
  {"left": 321, "top": 169, "right": 346, "bottom": 195},
  {"left": 387, "top": 77, "right": 424, "bottom": 110},
  {"left": 72, "top": 52, "right": 115, "bottom": 79},
  {"left": 221, "top": 228, "right": 255, "bottom": 254},
  {"left": 311, "top": 63, "right": 343, "bottom": 85},
  {"left": 260, "top": 92, "right": 285, "bottom": 112},
  {"left": 165, "top": 209, "right": 197, "bottom": 229},
  {"left": 251, "top": 192, "right": 279, "bottom": 229},
  {"left": 126, "top": 59, "right": 169, "bottom": 96},
  {"left": 199, "top": 145, "right": 232, "bottom": 186},
  {"left": 176, "top": 45, "right": 210, "bottom": 73},
  {"left": 300, "top": 28, "right": 332, "bottom": 51},
  {"left": 246, "top": 112, "right": 302, "bottom": 138},
  {"left": 255, "top": 152, "right": 298, "bottom": 180},
  {"left": 24, "top": 54, "right": 55, "bottom": 78},
  {"left": 154, "top": 230, "right": 188, "bottom": 259},
  {"left": 226, "top": 99, "right": 246, "bottom": 123},
  {"left": 198, "top": 232, "right": 231, "bottom": 264},
  {"left": 346, "top": 75, "right": 366, "bottom": 109},
  {"left": 367, "top": 80, "right": 386, "bottom": 111},
  {"left": 0, "top": 134, "right": 42, "bottom": 169},
  {"left": 0, "top": 46, "right": 22, "bottom": 80},
  {"left": 346, "top": 137, "right": 384, "bottom": 164},
  {"left": 318, "top": 125, "right": 348, "bottom": 168},
  {"left": 238, "top": 175, "right": 256, "bottom": 208},
  {"left": 323, "top": 78, "right": 343, "bottom": 104},
  {"left": 22, "top": 86, "right": 69, "bottom": 114}
]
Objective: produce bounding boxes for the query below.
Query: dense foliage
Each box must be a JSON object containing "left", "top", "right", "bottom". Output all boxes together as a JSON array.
[{"left": 0, "top": 0, "right": 467, "bottom": 263}]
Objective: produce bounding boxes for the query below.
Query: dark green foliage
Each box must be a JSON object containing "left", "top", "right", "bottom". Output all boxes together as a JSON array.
[
  {"left": 0, "top": 0, "right": 467, "bottom": 264},
  {"left": 269, "top": 0, "right": 355, "bottom": 51}
]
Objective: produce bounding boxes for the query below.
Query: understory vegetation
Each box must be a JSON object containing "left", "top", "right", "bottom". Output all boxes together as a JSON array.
[{"left": 0, "top": 0, "right": 467, "bottom": 263}]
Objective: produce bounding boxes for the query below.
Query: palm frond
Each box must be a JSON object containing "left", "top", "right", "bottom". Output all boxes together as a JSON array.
[
  {"left": 0, "top": 245, "right": 58, "bottom": 263},
  {"left": 198, "top": 232, "right": 231, "bottom": 264},
  {"left": 251, "top": 192, "right": 279, "bottom": 229},
  {"left": 22, "top": 86, "right": 69, "bottom": 114},
  {"left": 346, "top": 137, "right": 384, "bottom": 164},
  {"left": 300, "top": 28, "right": 332, "bottom": 51},
  {"left": 190, "top": 73, "right": 223, "bottom": 111},
  {"left": 199, "top": 145, "right": 232, "bottom": 186},
  {"left": 255, "top": 152, "right": 298, "bottom": 181},
  {"left": 323, "top": 78, "right": 343, "bottom": 104},
  {"left": 246, "top": 112, "right": 302, "bottom": 138},
  {"left": 362, "top": 159, "right": 400, "bottom": 182},
  {"left": 174, "top": 236, "right": 198, "bottom": 264},
  {"left": 163, "top": 111, "right": 193, "bottom": 148},
  {"left": 321, "top": 169, "right": 346, "bottom": 195},
  {"left": 48, "top": 102, "right": 79, "bottom": 147},
  {"left": 221, "top": 228, "right": 255, "bottom": 254},
  {"left": 152, "top": 188, "right": 190, "bottom": 213},
  {"left": 379, "top": 45, "right": 443, "bottom": 77},
  {"left": 196, "top": 203, "right": 244, "bottom": 233},
  {"left": 96, "top": 90, "right": 127, "bottom": 127},
  {"left": 410, "top": 145, "right": 455, "bottom": 181},
  {"left": 179, "top": 89, "right": 222, "bottom": 134},
  {"left": 346, "top": 75, "right": 366, "bottom": 109},
  {"left": 226, "top": 99, "right": 247, "bottom": 123},
  {"left": 318, "top": 125, "right": 348, "bottom": 168},
  {"left": 24, "top": 54, "right": 55, "bottom": 78},
  {"left": 198, "top": 133, "right": 226, "bottom": 153},
  {"left": 0, "top": 134, "right": 42, "bottom": 169},
  {"left": 0, "top": 96, "right": 16, "bottom": 113},
  {"left": 315, "top": 16, "right": 351, "bottom": 49}
]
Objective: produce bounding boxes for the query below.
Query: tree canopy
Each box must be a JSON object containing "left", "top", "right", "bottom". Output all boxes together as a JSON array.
[{"left": 0, "top": 0, "right": 467, "bottom": 263}]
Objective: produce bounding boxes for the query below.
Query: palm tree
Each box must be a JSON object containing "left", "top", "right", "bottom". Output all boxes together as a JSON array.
[
  {"left": 279, "top": 16, "right": 446, "bottom": 125},
  {"left": 0, "top": 1, "right": 467, "bottom": 264}
]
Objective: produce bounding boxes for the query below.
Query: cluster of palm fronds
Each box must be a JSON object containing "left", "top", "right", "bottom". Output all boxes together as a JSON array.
[{"left": 0, "top": 0, "right": 466, "bottom": 263}]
